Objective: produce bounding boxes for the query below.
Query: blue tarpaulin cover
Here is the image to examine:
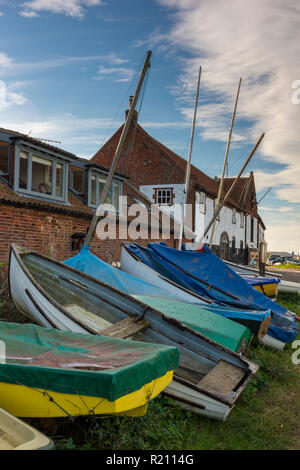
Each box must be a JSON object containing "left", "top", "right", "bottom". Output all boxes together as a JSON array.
[
  {"left": 63, "top": 246, "right": 271, "bottom": 334},
  {"left": 63, "top": 246, "right": 172, "bottom": 299},
  {"left": 243, "top": 275, "right": 280, "bottom": 287},
  {"left": 125, "top": 243, "right": 298, "bottom": 344}
]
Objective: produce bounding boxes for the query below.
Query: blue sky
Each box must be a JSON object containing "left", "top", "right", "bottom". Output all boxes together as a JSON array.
[{"left": 0, "top": 0, "right": 299, "bottom": 253}]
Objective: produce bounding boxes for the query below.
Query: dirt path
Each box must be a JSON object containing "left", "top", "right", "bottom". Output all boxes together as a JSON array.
[{"left": 266, "top": 267, "right": 300, "bottom": 283}]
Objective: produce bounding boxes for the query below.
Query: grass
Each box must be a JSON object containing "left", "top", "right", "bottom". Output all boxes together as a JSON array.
[
  {"left": 270, "top": 263, "right": 300, "bottom": 270},
  {"left": 0, "top": 273, "right": 299, "bottom": 450}
]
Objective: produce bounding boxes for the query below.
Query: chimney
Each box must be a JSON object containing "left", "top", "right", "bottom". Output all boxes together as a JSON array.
[{"left": 125, "top": 95, "right": 138, "bottom": 122}]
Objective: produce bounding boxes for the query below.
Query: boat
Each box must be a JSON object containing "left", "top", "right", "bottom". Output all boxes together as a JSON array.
[
  {"left": 9, "top": 244, "right": 259, "bottom": 420},
  {"left": 277, "top": 280, "right": 300, "bottom": 295},
  {"left": 121, "top": 243, "right": 273, "bottom": 340},
  {"left": 240, "top": 275, "right": 280, "bottom": 298},
  {"left": 0, "top": 407, "right": 53, "bottom": 450},
  {"left": 63, "top": 246, "right": 255, "bottom": 353},
  {"left": 224, "top": 260, "right": 281, "bottom": 298},
  {"left": 121, "top": 243, "right": 298, "bottom": 350},
  {"left": 0, "top": 320, "right": 178, "bottom": 418}
]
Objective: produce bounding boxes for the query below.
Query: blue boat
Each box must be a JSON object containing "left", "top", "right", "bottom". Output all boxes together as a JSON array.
[{"left": 122, "top": 242, "right": 298, "bottom": 348}]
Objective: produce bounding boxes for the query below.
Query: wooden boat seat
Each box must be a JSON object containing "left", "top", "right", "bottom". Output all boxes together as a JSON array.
[
  {"left": 101, "top": 318, "right": 150, "bottom": 339},
  {"left": 197, "top": 360, "right": 244, "bottom": 394}
]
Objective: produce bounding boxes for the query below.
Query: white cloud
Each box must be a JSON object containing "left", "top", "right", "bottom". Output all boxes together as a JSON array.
[
  {"left": 94, "top": 66, "right": 134, "bottom": 83},
  {"left": 265, "top": 221, "right": 300, "bottom": 253},
  {"left": 155, "top": 0, "right": 300, "bottom": 205},
  {"left": 20, "top": 0, "right": 103, "bottom": 19},
  {"left": 0, "top": 52, "right": 12, "bottom": 68},
  {"left": 260, "top": 206, "right": 292, "bottom": 213},
  {"left": 19, "top": 10, "right": 39, "bottom": 18}
]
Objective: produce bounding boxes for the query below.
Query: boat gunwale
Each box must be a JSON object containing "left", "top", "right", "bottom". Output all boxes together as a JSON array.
[
  {"left": 124, "top": 243, "right": 241, "bottom": 301},
  {"left": 9, "top": 244, "right": 259, "bottom": 406},
  {"left": 121, "top": 243, "right": 214, "bottom": 305}
]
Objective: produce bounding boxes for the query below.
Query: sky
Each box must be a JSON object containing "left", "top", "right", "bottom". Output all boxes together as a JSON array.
[{"left": 0, "top": 0, "right": 299, "bottom": 253}]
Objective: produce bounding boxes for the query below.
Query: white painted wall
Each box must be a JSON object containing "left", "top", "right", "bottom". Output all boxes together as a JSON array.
[
  {"left": 140, "top": 185, "right": 262, "bottom": 248},
  {"left": 194, "top": 195, "right": 246, "bottom": 248}
]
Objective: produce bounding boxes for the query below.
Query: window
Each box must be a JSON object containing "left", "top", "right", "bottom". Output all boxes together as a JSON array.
[
  {"left": 240, "top": 213, "right": 244, "bottom": 228},
  {"left": 232, "top": 208, "right": 236, "bottom": 224},
  {"left": 0, "top": 144, "right": 9, "bottom": 174},
  {"left": 196, "top": 191, "right": 206, "bottom": 213},
  {"left": 232, "top": 236, "right": 236, "bottom": 251},
  {"left": 154, "top": 188, "right": 174, "bottom": 205},
  {"left": 88, "top": 171, "right": 121, "bottom": 211},
  {"left": 250, "top": 218, "right": 254, "bottom": 243},
  {"left": 213, "top": 199, "right": 220, "bottom": 221},
  {"left": 16, "top": 148, "right": 67, "bottom": 202}
]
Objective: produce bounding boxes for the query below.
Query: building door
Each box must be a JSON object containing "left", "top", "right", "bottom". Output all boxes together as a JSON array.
[{"left": 220, "top": 231, "right": 229, "bottom": 260}]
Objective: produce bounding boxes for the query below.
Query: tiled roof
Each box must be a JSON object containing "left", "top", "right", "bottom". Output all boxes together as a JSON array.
[{"left": 92, "top": 123, "right": 247, "bottom": 212}]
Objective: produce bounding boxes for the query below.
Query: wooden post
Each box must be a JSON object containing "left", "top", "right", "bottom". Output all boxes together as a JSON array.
[
  {"left": 209, "top": 78, "right": 242, "bottom": 249},
  {"left": 178, "top": 65, "right": 202, "bottom": 250},
  {"left": 84, "top": 51, "right": 152, "bottom": 246}
]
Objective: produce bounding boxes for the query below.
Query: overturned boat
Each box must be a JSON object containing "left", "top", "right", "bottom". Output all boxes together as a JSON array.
[
  {"left": 121, "top": 243, "right": 273, "bottom": 342},
  {"left": 9, "top": 244, "right": 259, "bottom": 420},
  {"left": 121, "top": 243, "right": 298, "bottom": 350}
]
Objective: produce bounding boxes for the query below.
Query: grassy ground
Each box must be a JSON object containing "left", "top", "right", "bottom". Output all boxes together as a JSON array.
[
  {"left": 270, "top": 263, "right": 300, "bottom": 270},
  {"left": 0, "top": 279, "right": 299, "bottom": 450}
]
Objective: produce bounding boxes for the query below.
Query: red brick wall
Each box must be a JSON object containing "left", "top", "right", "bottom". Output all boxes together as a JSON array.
[{"left": 0, "top": 203, "right": 175, "bottom": 264}]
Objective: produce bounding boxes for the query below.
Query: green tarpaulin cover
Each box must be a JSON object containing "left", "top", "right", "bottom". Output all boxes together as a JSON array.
[
  {"left": 134, "top": 296, "right": 252, "bottom": 352},
  {"left": 0, "top": 322, "right": 179, "bottom": 401}
]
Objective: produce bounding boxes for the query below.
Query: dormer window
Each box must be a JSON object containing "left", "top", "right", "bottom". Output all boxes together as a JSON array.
[
  {"left": 88, "top": 170, "right": 121, "bottom": 211},
  {"left": 15, "top": 147, "right": 68, "bottom": 203}
]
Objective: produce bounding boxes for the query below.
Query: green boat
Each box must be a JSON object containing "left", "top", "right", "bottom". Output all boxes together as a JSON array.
[{"left": 133, "top": 295, "right": 252, "bottom": 353}]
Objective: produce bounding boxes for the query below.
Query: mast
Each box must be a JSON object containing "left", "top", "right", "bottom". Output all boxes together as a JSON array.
[
  {"left": 84, "top": 50, "right": 152, "bottom": 246},
  {"left": 198, "top": 132, "right": 265, "bottom": 246},
  {"left": 178, "top": 65, "right": 202, "bottom": 250},
  {"left": 209, "top": 78, "right": 242, "bottom": 248}
]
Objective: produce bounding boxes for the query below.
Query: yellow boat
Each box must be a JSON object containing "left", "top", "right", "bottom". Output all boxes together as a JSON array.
[
  {"left": 0, "top": 322, "right": 178, "bottom": 418},
  {"left": 244, "top": 276, "right": 280, "bottom": 299},
  {"left": 252, "top": 282, "right": 278, "bottom": 298}
]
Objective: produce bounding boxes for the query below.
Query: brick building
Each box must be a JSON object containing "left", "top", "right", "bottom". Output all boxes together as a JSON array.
[
  {"left": 0, "top": 126, "right": 175, "bottom": 264},
  {"left": 92, "top": 103, "right": 266, "bottom": 264}
]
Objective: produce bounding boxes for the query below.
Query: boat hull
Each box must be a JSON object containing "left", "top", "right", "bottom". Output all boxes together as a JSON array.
[
  {"left": 164, "top": 380, "right": 231, "bottom": 421},
  {"left": 0, "top": 372, "right": 173, "bottom": 418},
  {"left": 0, "top": 407, "right": 53, "bottom": 450},
  {"left": 9, "top": 244, "right": 259, "bottom": 420}
]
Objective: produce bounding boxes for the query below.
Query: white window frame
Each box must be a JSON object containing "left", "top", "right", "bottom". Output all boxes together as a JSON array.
[
  {"left": 197, "top": 191, "right": 206, "bottom": 214},
  {"left": 156, "top": 188, "right": 173, "bottom": 205},
  {"left": 213, "top": 198, "right": 220, "bottom": 221},
  {"left": 232, "top": 208, "right": 236, "bottom": 224},
  {"left": 14, "top": 145, "right": 68, "bottom": 203},
  {"left": 240, "top": 213, "right": 244, "bottom": 228},
  {"left": 88, "top": 169, "right": 122, "bottom": 212}
]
